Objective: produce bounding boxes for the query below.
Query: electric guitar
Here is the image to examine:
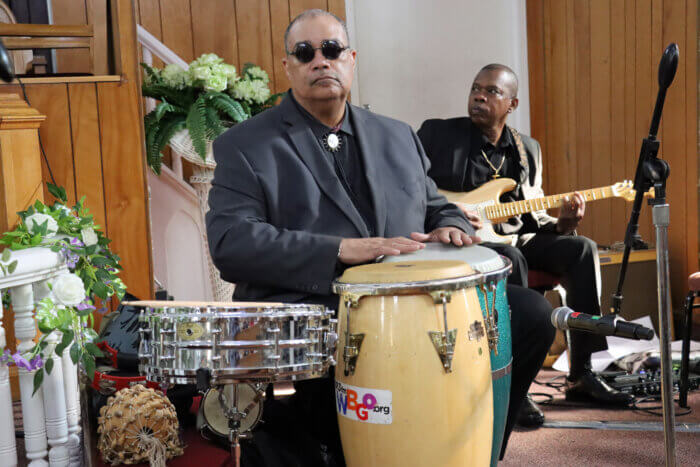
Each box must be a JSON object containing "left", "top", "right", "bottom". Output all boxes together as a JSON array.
[{"left": 439, "top": 178, "right": 653, "bottom": 245}]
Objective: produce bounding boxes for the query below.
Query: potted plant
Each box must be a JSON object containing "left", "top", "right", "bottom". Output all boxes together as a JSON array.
[{"left": 142, "top": 53, "right": 281, "bottom": 174}]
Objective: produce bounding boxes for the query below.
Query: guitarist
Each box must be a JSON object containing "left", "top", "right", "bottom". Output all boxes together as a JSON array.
[{"left": 418, "top": 64, "right": 633, "bottom": 425}]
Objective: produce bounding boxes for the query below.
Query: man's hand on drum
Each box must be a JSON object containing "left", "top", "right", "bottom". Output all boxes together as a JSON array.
[
  {"left": 410, "top": 227, "right": 481, "bottom": 246},
  {"left": 338, "top": 237, "right": 426, "bottom": 265}
]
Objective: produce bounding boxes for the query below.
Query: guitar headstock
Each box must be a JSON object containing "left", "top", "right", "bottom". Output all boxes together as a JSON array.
[{"left": 612, "top": 180, "right": 656, "bottom": 201}]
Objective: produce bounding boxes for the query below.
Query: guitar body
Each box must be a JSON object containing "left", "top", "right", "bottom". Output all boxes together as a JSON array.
[{"left": 439, "top": 178, "right": 519, "bottom": 245}]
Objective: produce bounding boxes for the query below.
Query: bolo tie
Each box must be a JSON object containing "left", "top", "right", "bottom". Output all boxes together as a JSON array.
[{"left": 322, "top": 123, "right": 343, "bottom": 152}]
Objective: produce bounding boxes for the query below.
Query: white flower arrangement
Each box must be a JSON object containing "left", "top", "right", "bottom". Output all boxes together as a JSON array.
[{"left": 142, "top": 54, "right": 282, "bottom": 174}]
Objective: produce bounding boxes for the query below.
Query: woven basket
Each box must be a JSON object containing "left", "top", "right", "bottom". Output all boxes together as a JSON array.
[{"left": 168, "top": 129, "right": 216, "bottom": 168}]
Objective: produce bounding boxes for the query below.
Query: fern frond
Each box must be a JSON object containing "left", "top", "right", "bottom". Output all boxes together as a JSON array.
[
  {"left": 142, "top": 84, "right": 197, "bottom": 110},
  {"left": 140, "top": 63, "right": 162, "bottom": 85},
  {"left": 150, "top": 115, "right": 186, "bottom": 174},
  {"left": 204, "top": 104, "right": 225, "bottom": 140},
  {"left": 186, "top": 96, "right": 208, "bottom": 160},
  {"left": 209, "top": 93, "right": 249, "bottom": 123},
  {"left": 154, "top": 101, "right": 178, "bottom": 121}
]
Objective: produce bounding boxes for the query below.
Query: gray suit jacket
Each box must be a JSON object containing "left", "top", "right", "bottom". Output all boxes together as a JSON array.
[{"left": 206, "top": 94, "right": 472, "bottom": 304}]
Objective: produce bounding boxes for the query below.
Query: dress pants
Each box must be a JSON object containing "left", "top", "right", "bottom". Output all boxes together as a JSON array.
[{"left": 485, "top": 233, "right": 607, "bottom": 379}]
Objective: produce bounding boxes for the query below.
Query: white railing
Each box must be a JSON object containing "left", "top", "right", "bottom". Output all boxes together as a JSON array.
[
  {"left": 136, "top": 24, "right": 234, "bottom": 302},
  {"left": 0, "top": 247, "right": 81, "bottom": 466}
]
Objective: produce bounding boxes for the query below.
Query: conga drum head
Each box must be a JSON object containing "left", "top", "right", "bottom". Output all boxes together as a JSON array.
[{"left": 338, "top": 259, "right": 474, "bottom": 283}]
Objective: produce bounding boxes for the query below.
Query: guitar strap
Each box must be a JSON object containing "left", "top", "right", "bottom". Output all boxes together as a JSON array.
[{"left": 508, "top": 126, "right": 531, "bottom": 185}]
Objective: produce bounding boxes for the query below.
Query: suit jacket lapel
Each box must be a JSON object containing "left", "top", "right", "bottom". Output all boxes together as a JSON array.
[
  {"left": 348, "top": 105, "right": 386, "bottom": 237},
  {"left": 281, "top": 96, "right": 370, "bottom": 236},
  {"left": 454, "top": 119, "right": 475, "bottom": 190}
]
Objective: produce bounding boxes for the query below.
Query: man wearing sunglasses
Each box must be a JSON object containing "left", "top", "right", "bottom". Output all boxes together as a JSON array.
[
  {"left": 418, "top": 64, "right": 633, "bottom": 429},
  {"left": 206, "top": 8, "right": 479, "bottom": 466}
]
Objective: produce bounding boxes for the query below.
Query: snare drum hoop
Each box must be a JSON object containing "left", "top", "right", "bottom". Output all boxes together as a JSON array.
[
  {"left": 331, "top": 257, "right": 511, "bottom": 296},
  {"left": 136, "top": 303, "right": 329, "bottom": 319}
]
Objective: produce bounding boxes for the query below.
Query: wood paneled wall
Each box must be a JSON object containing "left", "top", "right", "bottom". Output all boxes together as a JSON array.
[
  {"left": 0, "top": 0, "right": 153, "bottom": 313},
  {"left": 526, "top": 0, "right": 698, "bottom": 310},
  {"left": 134, "top": 0, "right": 346, "bottom": 95}
]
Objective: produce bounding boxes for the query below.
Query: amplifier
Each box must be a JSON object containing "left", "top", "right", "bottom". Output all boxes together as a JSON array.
[{"left": 600, "top": 370, "right": 699, "bottom": 397}]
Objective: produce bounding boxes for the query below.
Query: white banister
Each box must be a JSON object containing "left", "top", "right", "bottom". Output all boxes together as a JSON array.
[
  {"left": 0, "top": 247, "right": 70, "bottom": 467},
  {"left": 136, "top": 24, "right": 188, "bottom": 69}
]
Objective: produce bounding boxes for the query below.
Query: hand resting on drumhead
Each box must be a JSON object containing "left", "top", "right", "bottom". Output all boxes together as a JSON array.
[
  {"left": 410, "top": 227, "right": 481, "bottom": 246},
  {"left": 338, "top": 237, "right": 426, "bottom": 265}
]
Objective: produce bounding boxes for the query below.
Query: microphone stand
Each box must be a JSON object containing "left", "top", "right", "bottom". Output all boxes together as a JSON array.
[{"left": 610, "top": 43, "right": 679, "bottom": 467}]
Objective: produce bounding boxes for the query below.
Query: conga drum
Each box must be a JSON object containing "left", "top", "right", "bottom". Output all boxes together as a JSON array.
[
  {"left": 333, "top": 260, "right": 493, "bottom": 467},
  {"left": 384, "top": 244, "right": 512, "bottom": 466}
]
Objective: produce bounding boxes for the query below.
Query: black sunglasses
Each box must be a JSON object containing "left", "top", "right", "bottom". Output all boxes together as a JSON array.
[{"left": 287, "top": 40, "right": 349, "bottom": 63}]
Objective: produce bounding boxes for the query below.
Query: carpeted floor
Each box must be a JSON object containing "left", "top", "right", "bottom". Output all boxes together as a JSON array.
[{"left": 500, "top": 369, "right": 700, "bottom": 466}]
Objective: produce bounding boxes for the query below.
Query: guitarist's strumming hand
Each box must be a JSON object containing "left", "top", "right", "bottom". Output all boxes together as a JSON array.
[
  {"left": 410, "top": 227, "right": 481, "bottom": 246},
  {"left": 454, "top": 203, "right": 483, "bottom": 230},
  {"left": 557, "top": 192, "right": 585, "bottom": 235},
  {"left": 338, "top": 237, "right": 426, "bottom": 265}
]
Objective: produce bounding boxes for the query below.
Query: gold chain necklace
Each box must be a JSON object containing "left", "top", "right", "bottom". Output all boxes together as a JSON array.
[{"left": 481, "top": 150, "right": 505, "bottom": 179}]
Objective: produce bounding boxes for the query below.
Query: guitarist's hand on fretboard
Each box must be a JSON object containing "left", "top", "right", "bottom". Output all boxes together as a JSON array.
[{"left": 556, "top": 192, "right": 586, "bottom": 234}]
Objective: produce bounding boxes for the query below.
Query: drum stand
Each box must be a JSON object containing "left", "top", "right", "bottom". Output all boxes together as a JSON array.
[
  {"left": 610, "top": 44, "right": 678, "bottom": 466},
  {"left": 216, "top": 383, "right": 266, "bottom": 467}
]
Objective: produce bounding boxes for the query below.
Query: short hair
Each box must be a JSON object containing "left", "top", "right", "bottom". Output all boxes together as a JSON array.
[
  {"left": 284, "top": 9, "right": 350, "bottom": 53},
  {"left": 479, "top": 63, "right": 519, "bottom": 98}
]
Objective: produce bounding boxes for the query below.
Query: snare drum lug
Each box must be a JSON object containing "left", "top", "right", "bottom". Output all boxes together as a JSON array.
[
  {"left": 343, "top": 333, "right": 365, "bottom": 376},
  {"left": 428, "top": 329, "right": 458, "bottom": 373}
]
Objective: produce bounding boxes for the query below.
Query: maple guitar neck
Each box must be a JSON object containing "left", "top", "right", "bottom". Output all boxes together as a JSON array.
[{"left": 485, "top": 185, "right": 617, "bottom": 221}]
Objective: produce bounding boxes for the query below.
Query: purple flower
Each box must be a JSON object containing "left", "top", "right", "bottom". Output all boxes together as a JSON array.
[
  {"left": 97, "top": 307, "right": 109, "bottom": 315},
  {"left": 12, "top": 352, "right": 31, "bottom": 371},
  {"left": 0, "top": 349, "right": 11, "bottom": 364},
  {"left": 29, "top": 355, "right": 43, "bottom": 370},
  {"left": 70, "top": 237, "right": 84, "bottom": 247},
  {"left": 76, "top": 301, "right": 95, "bottom": 311}
]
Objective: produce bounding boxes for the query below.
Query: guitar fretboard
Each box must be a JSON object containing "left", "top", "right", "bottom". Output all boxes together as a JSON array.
[{"left": 484, "top": 185, "right": 616, "bottom": 220}]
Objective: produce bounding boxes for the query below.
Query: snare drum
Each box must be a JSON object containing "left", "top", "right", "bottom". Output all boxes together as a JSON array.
[
  {"left": 333, "top": 261, "right": 493, "bottom": 467},
  {"left": 384, "top": 244, "right": 512, "bottom": 466},
  {"left": 133, "top": 301, "right": 338, "bottom": 385}
]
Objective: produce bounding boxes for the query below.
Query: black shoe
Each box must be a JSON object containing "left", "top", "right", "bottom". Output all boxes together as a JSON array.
[
  {"left": 565, "top": 371, "right": 633, "bottom": 406},
  {"left": 517, "top": 395, "right": 545, "bottom": 427}
]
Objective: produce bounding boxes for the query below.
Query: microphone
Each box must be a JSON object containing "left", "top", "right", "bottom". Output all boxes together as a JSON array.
[
  {"left": 0, "top": 38, "right": 15, "bottom": 83},
  {"left": 551, "top": 306, "right": 654, "bottom": 341}
]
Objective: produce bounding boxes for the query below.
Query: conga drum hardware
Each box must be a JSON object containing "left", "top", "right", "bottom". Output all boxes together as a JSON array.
[
  {"left": 427, "top": 290, "right": 458, "bottom": 373},
  {"left": 479, "top": 283, "right": 500, "bottom": 354},
  {"left": 342, "top": 295, "right": 366, "bottom": 376}
]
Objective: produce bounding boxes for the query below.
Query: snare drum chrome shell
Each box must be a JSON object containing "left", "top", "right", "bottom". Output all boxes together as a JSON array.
[{"left": 136, "top": 303, "right": 338, "bottom": 385}]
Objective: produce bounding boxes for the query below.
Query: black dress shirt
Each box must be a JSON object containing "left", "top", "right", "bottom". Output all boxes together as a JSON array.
[{"left": 290, "top": 92, "right": 376, "bottom": 236}]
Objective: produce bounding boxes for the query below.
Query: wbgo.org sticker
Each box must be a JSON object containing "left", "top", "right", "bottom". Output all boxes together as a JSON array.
[{"left": 335, "top": 381, "right": 392, "bottom": 424}]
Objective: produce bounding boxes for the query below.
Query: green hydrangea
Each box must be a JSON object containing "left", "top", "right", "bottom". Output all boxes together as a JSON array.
[
  {"left": 230, "top": 78, "right": 271, "bottom": 104},
  {"left": 161, "top": 64, "right": 187, "bottom": 89},
  {"left": 244, "top": 66, "right": 269, "bottom": 83},
  {"left": 191, "top": 53, "right": 223, "bottom": 67}
]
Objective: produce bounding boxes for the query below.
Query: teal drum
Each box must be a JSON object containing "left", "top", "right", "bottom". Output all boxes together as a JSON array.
[
  {"left": 476, "top": 277, "right": 512, "bottom": 466},
  {"left": 382, "top": 243, "right": 512, "bottom": 466}
]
